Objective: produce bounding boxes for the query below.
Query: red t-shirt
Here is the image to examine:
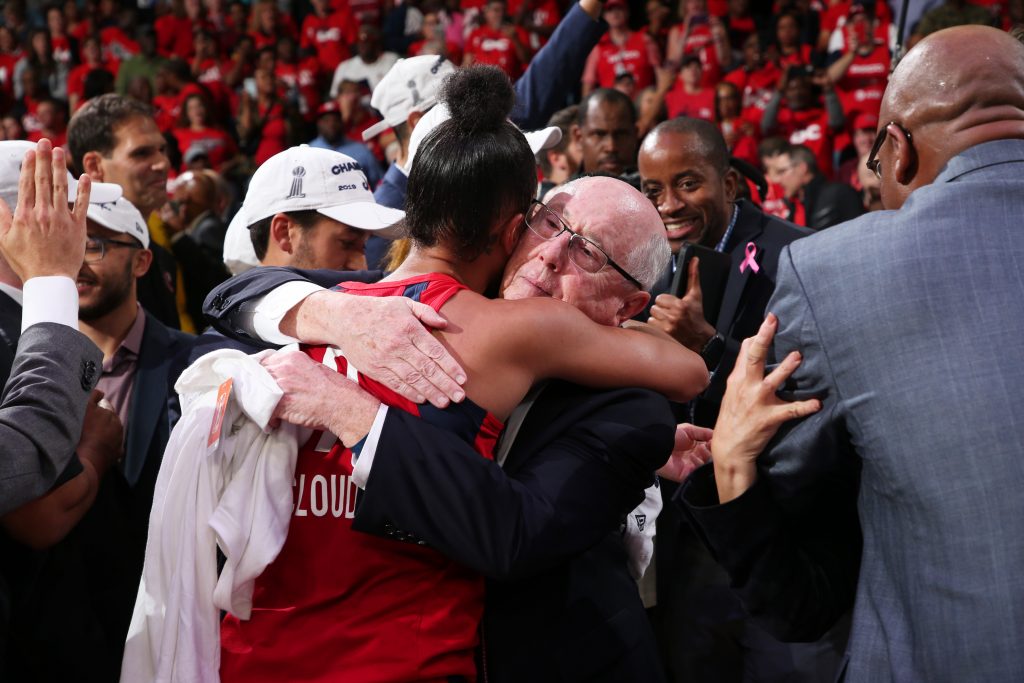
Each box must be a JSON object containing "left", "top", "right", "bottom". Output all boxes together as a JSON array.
[
  {"left": 276, "top": 59, "right": 322, "bottom": 120},
  {"left": 508, "top": 0, "right": 561, "bottom": 49},
  {"left": 334, "top": 0, "right": 382, "bottom": 25},
  {"left": 172, "top": 127, "right": 238, "bottom": 170},
  {"left": 466, "top": 25, "right": 530, "bottom": 79},
  {"left": 155, "top": 15, "right": 194, "bottom": 59},
  {"left": 51, "top": 35, "right": 74, "bottom": 68},
  {"left": 0, "top": 54, "right": 20, "bottom": 97},
  {"left": 220, "top": 273, "right": 501, "bottom": 683},
  {"left": 776, "top": 44, "right": 813, "bottom": 69},
  {"left": 665, "top": 85, "right": 715, "bottom": 121},
  {"left": 253, "top": 100, "right": 289, "bottom": 166},
  {"left": 100, "top": 26, "right": 140, "bottom": 61},
  {"left": 761, "top": 181, "right": 791, "bottom": 220},
  {"left": 66, "top": 62, "right": 120, "bottom": 101},
  {"left": 300, "top": 12, "right": 356, "bottom": 74},
  {"left": 834, "top": 45, "right": 889, "bottom": 121},
  {"left": 724, "top": 62, "right": 781, "bottom": 114},
  {"left": 671, "top": 23, "right": 721, "bottom": 88},
  {"left": 585, "top": 30, "right": 658, "bottom": 91},
  {"left": 773, "top": 105, "right": 835, "bottom": 178}
]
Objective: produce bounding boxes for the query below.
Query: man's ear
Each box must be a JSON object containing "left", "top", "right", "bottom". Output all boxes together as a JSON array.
[
  {"left": 722, "top": 167, "right": 740, "bottom": 203},
  {"left": 890, "top": 125, "right": 917, "bottom": 186},
  {"left": 615, "top": 290, "right": 651, "bottom": 325},
  {"left": 270, "top": 213, "right": 295, "bottom": 254},
  {"left": 133, "top": 247, "right": 154, "bottom": 278},
  {"left": 570, "top": 122, "right": 583, "bottom": 146},
  {"left": 81, "top": 150, "right": 105, "bottom": 181}
]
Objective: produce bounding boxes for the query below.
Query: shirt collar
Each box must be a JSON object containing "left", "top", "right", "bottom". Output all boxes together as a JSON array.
[
  {"left": 714, "top": 204, "right": 740, "bottom": 253},
  {"left": 120, "top": 305, "right": 147, "bottom": 357}
]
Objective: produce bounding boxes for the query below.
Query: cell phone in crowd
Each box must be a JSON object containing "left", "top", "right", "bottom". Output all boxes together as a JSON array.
[{"left": 670, "top": 243, "right": 732, "bottom": 327}]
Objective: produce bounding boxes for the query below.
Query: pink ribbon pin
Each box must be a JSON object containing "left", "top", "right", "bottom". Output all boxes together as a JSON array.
[{"left": 739, "top": 242, "right": 760, "bottom": 274}]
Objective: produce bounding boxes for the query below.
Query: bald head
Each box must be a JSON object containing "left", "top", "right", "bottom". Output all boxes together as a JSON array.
[{"left": 877, "top": 26, "right": 1024, "bottom": 207}]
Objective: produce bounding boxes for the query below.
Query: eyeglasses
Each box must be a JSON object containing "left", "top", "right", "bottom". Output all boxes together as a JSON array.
[
  {"left": 524, "top": 200, "right": 643, "bottom": 289},
  {"left": 84, "top": 236, "right": 143, "bottom": 263},
  {"left": 866, "top": 122, "right": 912, "bottom": 179}
]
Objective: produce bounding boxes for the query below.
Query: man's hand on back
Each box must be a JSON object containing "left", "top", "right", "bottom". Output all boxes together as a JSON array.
[
  {"left": 0, "top": 139, "right": 90, "bottom": 282},
  {"left": 282, "top": 290, "right": 468, "bottom": 409}
]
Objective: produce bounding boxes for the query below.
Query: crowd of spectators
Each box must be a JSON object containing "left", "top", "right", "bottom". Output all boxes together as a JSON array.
[{"left": 0, "top": 0, "right": 1020, "bottom": 237}]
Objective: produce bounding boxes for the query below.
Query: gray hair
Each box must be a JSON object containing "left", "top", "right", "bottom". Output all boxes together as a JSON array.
[{"left": 621, "top": 231, "right": 670, "bottom": 292}]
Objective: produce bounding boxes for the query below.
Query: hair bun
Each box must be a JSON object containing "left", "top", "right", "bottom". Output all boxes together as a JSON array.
[{"left": 441, "top": 65, "right": 514, "bottom": 134}]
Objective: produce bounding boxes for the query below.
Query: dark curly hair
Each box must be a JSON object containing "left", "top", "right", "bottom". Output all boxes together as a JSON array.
[{"left": 404, "top": 65, "right": 536, "bottom": 261}]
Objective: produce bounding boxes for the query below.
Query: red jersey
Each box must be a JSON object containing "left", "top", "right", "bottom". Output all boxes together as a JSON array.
[
  {"left": 508, "top": 0, "right": 561, "bottom": 49},
  {"left": 466, "top": 26, "right": 530, "bottom": 79},
  {"left": 776, "top": 44, "right": 812, "bottom": 69},
  {"left": 300, "top": 11, "right": 356, "bottom": 74},
  {"left": 51, "top": 35, "right": 74, "bottom": 69},
  {"left": 584, "top": 30, "right": 658, "bottom": 91},
  {"left": 665, "top": 85, "right": 715, "bottom": 121},
  {"left": 100, "top": 26, "right": 140, "bottom": 61},
  {"left": 668, "top": 23, "right": 721, "bottom": 88},
  {"left": 253, "top": 100, "right": 289, "bottom": 166},
  {"left": 761, "top": 181, "right": 792, "bottom": 220},
  {"left": 772, "top": 106, "right": 835, "bottom": 178},
  {"left": 220, "top": 273, "right": 502, "bottom": 683},
  {"left": 276, "top": 59, "right": 322, "bottom": 119},
  {"left": 335, "top": 0, "right": 382, "bottom": 25}
]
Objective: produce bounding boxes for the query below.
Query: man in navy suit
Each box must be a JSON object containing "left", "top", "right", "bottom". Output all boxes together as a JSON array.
[
  {"left": 680, "top": 25, "right": 1024, "bottom": 683},
  {"left": 636, "top": 119, "right": 847, "bottom": 682},
  {"left": 202, "top": 176, "right": 701, "bottom": 682}
]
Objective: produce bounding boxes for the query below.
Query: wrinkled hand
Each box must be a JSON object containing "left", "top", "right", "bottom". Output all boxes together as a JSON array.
[
  {"left": 295, "top": 290, "right": 467, "bottom": 408},
  {"left": 711, "top": 313, "right": 821, "bottom": 503},
  {"left": 0, "top": 139, "right": 90, "bottom": 281},
  {"left": 648, "top": 257, "right": 716, "bottom": 352},
  {"left": 261, "top": 349, "right": 381, "bottom": 447},
  {"left": 76, "top": 390, "right": 124, "bottom": 474},
  {"left": 657, "top": 423, "right": 714, "bottom": 483}
]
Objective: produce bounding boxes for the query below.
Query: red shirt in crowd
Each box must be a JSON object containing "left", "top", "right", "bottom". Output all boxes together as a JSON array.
[
  {"left": 51, "top": 35, "right": 75, "bottom": 69},
  {"left": 300, "top": 11, "right": 357, "bottom": 74},
  {"left": 777, "top": 44, "right": 813, "bottom": 69},
  {"left": 583, "top": 30, "right": 660, "bottom": 91},
  {"left": 725, "top": 64, "right": 781, "bottom": 129},
  {"left": 465, "top": 25, "right": 531, "bottom": 79},
  {"left": 668, "top": 22, "right": 721, "bottom": 88},
  {"left": 335, "top": 0, "right": 382, "bottom": 24},
  {"left": 155, "top": 15, "right": 196, "bottom": 59},
  {"left": 276, "top": 58, "right": 322, "bottom": 119},
  {"left": 772, "top": 105, "right": 836, "bottom": 178},
  {"left": 66, "top": 61, "right": 120, "bottom": 102},
  {"left": 507, "top": 0, "right": 561, "bottom": 49},
  {"left": 833, "top": 45, "right": 889, "bottom": 121},
  {"left": 0, "top": 54, "right": 20, "bottom": 98},
  {"left": 99, "top": 26, "right": 140, "bottom": 61},
  {"left": 253, "top": 100, "right": 289, "bottom": 166},
  {"left": 172, "top": 126, "right": 238, "bottom": 170},
  {"left": 220, "top": 273, "right": 498, "bottom": 683},
  {"left": 665, "top": 84, "right": 715, "bottom": 121}
]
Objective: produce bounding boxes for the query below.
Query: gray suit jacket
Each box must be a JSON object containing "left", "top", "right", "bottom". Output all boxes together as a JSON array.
[
  {"left": 0, "top": 323, "right": 101, "bottom": 515},
  {"left": 682, "top": 139, "right": 1024, "bottom": 682}
]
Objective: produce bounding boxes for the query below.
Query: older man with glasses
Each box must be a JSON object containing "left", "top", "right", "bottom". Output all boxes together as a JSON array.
[{"left": 201, "top": 174, "right": 706, "bottom": 683}]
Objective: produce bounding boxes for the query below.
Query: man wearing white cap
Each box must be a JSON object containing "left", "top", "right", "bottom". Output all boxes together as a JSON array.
[{"left": 8, "top": 195, "right": 200, "bottom": 682}]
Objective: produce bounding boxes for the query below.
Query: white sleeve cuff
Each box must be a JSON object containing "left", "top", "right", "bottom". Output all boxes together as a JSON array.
[
  {"left": 351, "top": 404, "right": 389, "bottom": 489},
  {"left": 249, "top": 281, "right": 326, "bottom": 345},
  {"left": 21, "top": 276, "right": 78, "bottom": 332}
]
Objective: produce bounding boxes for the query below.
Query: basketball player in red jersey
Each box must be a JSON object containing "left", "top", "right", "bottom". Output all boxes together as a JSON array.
[{"left": 220, "top": 66, "right": 707, "bottom": 682}]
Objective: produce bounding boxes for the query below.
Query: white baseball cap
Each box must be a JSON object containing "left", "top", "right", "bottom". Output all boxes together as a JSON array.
[
  {"left": 361, "top": 55, "right": 457, "bottom": 142},
  {"left": 405, "top": 104, "right": 563, "bottom": 171},
  {"left": 241, "top": 145, "right": 405, "bottom": 237},
  {"left": 86, "top": 196, "right": 151, "bottom": 249},
  {"left": 0, "top": 140, "right": 122, "bottom": 210},
  {"left": 222, "top": 206, "right": 259, "bottom": 275}
]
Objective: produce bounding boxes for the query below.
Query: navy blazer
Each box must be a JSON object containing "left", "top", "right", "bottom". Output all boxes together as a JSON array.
[{"left": 354, "top": 382, "right": 674, "bottom": 682}]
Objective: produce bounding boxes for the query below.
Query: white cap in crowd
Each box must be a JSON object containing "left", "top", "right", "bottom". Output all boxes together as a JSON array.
[
  {"left": 86, "top": 197, "right": 151, "bottom": 249},
  {"left": 0, "top": 140, "right": 122, "bottom": 210},
  {"left": 405, "top": 104, "right": 563, "bottom": 171},
  {"left": 223, "top": 145, "right": 405, "bottom": 274},
  {"left": 361, "top": 55, "right": 457, "bottom": 141}
]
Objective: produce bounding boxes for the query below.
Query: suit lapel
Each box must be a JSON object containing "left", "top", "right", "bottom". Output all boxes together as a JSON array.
[
  {"left": 716, "top": 201, "right": 766, "bottom": 337},
  {"left": 123, "top": 313, "right": 171, "bottom": 487}
]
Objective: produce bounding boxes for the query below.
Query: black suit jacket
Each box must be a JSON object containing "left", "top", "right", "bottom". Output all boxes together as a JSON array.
[
  {"left": 648, "top": 200, "right": 810, "bottom": 426},
  {"left": 803, "top": 174, "right": 864, "bottom": 230},
  {"left": 203, "top": 269, "right": 675, "bottom": 682}
]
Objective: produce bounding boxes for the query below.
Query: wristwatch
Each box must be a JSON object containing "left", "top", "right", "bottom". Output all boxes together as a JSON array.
[{"left": 699, "top": 333, "right": 726, "bottom": 371}]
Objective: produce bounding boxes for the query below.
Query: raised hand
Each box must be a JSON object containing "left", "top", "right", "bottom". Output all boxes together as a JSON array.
[
  {"left": 649, "top": 257, "right": 717, "bottom": 353},
  {"left": 711, "top": 313, "right": 821, "bottom": 503},
  {"left": 0, "top": 139, "right": 90, "bottom": 281}
]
